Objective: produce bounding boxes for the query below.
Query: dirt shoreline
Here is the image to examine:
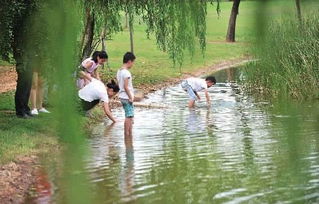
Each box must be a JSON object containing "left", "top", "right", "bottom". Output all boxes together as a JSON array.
[
  {"left": 134, "top": 57, "right": 252, "bottom": 94},
  {"left": 0, "top": 57, "right": 251, "bottom": 203},
  {"left": 0, "top": 66, "right": 17, "bottom": 94},
  {"left": 0, "top": 156, "right": 39, "bottom": 204}
]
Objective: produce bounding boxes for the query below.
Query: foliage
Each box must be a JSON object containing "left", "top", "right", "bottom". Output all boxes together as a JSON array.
[
  {"left": 1, "top": 0, "right": 221, "bottom": 68},
  {"left": 80, "top": 0, "right": 220, "bottom": 66},
  {"left": 244, "top": 13, "right": 319, "bottom": 100},
  {"left": 0, "top": 0, "right": 41, "bottom": 61}
]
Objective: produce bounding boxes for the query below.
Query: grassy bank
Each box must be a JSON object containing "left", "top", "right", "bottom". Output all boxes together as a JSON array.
[
  {"left": 244, "top": 10, "right": 319, "bottom": 100},
  {"left": 0, "top": 1, "right": 257, "bottom": 164},
  {"left": 0, "top": 92, "right": 58, "bottom": 164}
]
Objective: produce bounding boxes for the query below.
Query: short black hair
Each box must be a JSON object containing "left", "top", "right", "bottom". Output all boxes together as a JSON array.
[
  {"left": 123, "top": 52, "right": 136, "bottom": 63},
  {"left": 99, "top": 51, "right": 108, "bottom": 59},
  {"left": 106, "top": 80, "right": 119, "bottom": 92},
  {"left": 92, "top": 51, "right": 108, "bottom": 63},
  {"left": 205, "top": 76, "right": 216, "bottom": 84}
]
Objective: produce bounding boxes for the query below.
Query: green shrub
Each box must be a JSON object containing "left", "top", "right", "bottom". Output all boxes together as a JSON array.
[{"left": 245, "top": 13, "right": 319, "bottom": 100}]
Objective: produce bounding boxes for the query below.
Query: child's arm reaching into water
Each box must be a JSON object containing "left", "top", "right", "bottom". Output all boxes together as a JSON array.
[
  {"left": 103, "top": 102, "right": 117, "bottom": 123},
  {"left": 205, "top": 90, "right": 211, "bottom": 106},
  {"left": 195, "top": 92, "right": 201, "bottom": 100}
]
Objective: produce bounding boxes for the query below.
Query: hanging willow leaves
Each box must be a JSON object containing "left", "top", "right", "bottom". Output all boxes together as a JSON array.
[
  {"left": 139, "top": 0, "right": 207, "bottom": 65},
  {"left": 1, "top": 0, "right": 220, "bottom": 67},
  {"left": 82, "top": 0, "right": 220, "bottom": 66}
]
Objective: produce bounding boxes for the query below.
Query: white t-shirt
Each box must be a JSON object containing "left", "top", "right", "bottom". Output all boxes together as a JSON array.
[
  {"left": 117, "top": 68, "right": 134, "bottom": 99},
  {"left": 186, "top": 77, "right": 207, "bottom": 92},
  {"left": 78, "top": 79, "right": 109, "bottom": 102}
]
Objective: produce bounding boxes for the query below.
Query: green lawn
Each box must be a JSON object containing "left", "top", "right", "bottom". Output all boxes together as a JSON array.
[
  {"left": 100, "top": 2, "right": 257, "bottom": 85},
  {"left": 0, "top": 1, "right": 262, "bottom": 164},
  {"left": 0, "top": 92, "right": 58, "bottom": 164}
]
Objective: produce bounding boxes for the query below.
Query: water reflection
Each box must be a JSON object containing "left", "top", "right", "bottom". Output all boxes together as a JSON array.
[
  {"left": 29, "top": 68, "right": 319, "bottom": 203},
  {"left": 185, "top": 109, "right": 206, "bottom": 134},
  {"left": 85, "top": 68, "right": 319, "bottom": 203},
  {"left": 120, "top": 149, "right": 135, "bottom": 203}
]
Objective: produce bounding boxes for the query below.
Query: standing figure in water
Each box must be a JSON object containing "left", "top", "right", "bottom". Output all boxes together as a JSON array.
[
  {"left": 77, "top": 51, "right": 108, "bottom": 89},
  {"left": 117, "top": 52, "right": 136, "bottom": 151},
  {"left": 181, "top": 76, "right": 216, "bottom": 108}
]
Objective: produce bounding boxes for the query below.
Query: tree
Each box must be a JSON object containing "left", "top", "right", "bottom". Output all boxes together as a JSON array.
[
  {"left": 226, "top": 0, "right": 241, "bottom": 42},
  {"left": 295, "top": 0, "right": 302, "bottom": 22},
  {"left": 128, "top": 11, "right": 134, "bottom": 53},
  {"left": 1, "top": 0, "right": 221, "bottom": 67},
  {"left": 80, "top": 8, "right": 95, "bottom": 60},
  {"left": 83, "top": 0, "right": 219, "bottom": 66}
]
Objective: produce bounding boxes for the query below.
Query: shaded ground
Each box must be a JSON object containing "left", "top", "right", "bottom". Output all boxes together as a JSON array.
[{"left": 0, "top": 66, "right": 17, "bottom": 94}]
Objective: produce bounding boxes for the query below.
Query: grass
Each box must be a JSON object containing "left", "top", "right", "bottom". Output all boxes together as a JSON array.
[
  {"left": 0, "top": 60, "right": 12, "bottom": 67},
  {"left": 0, "top": 1, "right": 270, "bottom": 164},
  {"left": 243, "top": 1, "right": 319, "bottom": 100},
  {"left": 0, "top": 92, "right": 59, "bottom": 164},
  {"left": 100, "top": 2, "right": 256, "bottom": 85}
]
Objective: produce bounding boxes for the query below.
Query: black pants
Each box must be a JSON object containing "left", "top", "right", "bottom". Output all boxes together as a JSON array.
[
  {"left": 15, "top": 63, "right": 33, "bottom": 116},
  {"left": 81, "top": 99, "right": 100, "bottom": 111}
]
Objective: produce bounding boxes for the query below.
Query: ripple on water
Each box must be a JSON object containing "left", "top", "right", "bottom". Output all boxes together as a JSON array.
[{"left": 28, "top": 74, "right": 319, "bottom": 203}]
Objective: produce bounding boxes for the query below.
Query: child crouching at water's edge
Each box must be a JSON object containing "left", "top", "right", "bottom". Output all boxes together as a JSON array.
[{"left": 78, "top": 78, "right": 119, "bottom": 123}]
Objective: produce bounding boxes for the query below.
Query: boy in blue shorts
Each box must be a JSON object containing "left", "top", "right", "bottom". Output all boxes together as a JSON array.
[
  {"left": 117, "top": 52, "right": 136, "bottom": 150},
  {"left": 181, "top": 76, "right": 216, "bottom": 108}
]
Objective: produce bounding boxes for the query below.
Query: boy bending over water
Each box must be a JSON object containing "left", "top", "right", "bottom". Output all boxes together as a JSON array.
[{"left": 181, "top": 76, "right": 216, "bottom": 108}]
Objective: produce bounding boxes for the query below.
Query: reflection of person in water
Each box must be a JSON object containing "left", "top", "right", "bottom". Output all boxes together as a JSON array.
[
  {"left": 119, "top": 140, "right": 136, "bottom": 202},
  {"left": 120, "top": 152, "right": 135, "bottom": 202},
  {"left": 186, "top": 110, "right": 206, "bottom": 134},
  {"left": 34, "top": 168, "right": 52, "bottom": 203},
  {"left": 103, "top": 123, "right": 136, "bottom": 202},
  {"left": 205, "top": 108, "right": 215, "bottom": 137}
]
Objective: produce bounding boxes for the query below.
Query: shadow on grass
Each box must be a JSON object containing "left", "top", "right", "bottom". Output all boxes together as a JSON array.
[{"left": 0, "top": 91, "right": 58, "bottom": 164}]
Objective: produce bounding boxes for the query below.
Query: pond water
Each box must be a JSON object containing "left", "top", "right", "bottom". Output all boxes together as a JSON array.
[{"left": 29, "top": 68, "right": 319, "bottom": 203}]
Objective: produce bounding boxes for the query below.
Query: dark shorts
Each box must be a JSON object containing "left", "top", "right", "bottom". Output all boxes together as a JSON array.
[
  {"left": 120, "top": 99, "right": 134, "bottom": 118},
  {"left": 81, "top": 99, "right": 100, "bottom": 111}
]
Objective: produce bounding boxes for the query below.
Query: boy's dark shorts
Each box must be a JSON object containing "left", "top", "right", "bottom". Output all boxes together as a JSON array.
[{"left": 81, "top": 99, "right": 100, "bottom": 111}]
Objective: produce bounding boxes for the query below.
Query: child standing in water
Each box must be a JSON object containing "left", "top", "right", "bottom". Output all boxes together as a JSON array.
[
  {"left": 117, "top": 52, "right": 136, "bottom": 151},
  {"left": 181, "top": 76, "right": 216, "bottom": 108},
  {"left": 77, "top": 51, "right": 108, "bottom": 89}
]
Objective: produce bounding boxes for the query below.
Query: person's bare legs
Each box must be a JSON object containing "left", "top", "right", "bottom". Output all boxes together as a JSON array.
[
  {"left": 36, "top": 76, "right": 44, "bottom": 109},
  {"left": 124, "top": 118, "right": 133, "bottom": 149},
  {"left": 30, "top": 72, "right": 38, "bottom": 110},
  {"left": 188, "top": 100, "right": 195, "bottom": 108}
]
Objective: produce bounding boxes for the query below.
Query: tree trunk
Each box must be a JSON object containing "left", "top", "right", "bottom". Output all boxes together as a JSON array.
[
  {"left": 100, "top": 26, "right": 110, "bottom": 71},
  {"left": 295, "top": 0, "right": 302, "bottom": 22},
  {"left": 124, "top": 12, "right": 128, "bottom": 29},
  {"left": 226, "top": 0, "right": 241, "bottom": 42},
  {"left": 128, "top": 12, "right": 134, "bottom": 53},
  {"left": 100, "top": 27, "right": 107, "bottom": 52},
  {"left": 81, "top": 9, "right": 95, "bottom": 61}
]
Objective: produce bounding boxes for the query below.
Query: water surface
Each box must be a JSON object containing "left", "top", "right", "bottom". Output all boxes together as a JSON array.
[{"left": 31, "top": 68, "right": 319, "bottom": 203}]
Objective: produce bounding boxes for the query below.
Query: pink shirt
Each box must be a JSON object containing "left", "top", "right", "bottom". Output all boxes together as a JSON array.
[
  {"left": 81, "top": 58, "right": 99, "bottom": 73},
  {"left": 77, "top": 58, "right": 99, "bottom": 89}
]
